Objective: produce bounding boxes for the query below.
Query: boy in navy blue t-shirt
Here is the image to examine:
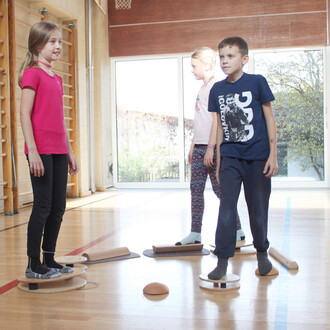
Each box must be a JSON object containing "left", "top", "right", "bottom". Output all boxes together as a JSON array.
[{"left": 208, "top": 36, "right": 279, "bottom": 279}]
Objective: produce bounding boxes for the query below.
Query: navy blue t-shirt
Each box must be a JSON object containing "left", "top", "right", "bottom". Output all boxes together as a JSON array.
[{"left": 209, "top": 73, "right": 275, "bottom": 160}]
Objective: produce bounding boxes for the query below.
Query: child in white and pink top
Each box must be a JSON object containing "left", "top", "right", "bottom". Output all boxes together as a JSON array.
[{"left": 176, "top": 47, "right": 245, "bottom": 245}]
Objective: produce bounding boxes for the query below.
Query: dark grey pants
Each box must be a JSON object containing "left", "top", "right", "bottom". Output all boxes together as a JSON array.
[{"left": 214, "top": 156, "right": 271, "bottom": 257}]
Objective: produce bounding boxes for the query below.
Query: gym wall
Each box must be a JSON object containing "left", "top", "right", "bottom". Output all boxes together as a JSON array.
[{"left": 108, "top": 0, "right": 329, "bottom": 57}]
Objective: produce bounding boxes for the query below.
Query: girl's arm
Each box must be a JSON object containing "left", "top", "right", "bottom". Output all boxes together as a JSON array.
[
  {"left": 262, "top": 101, "right": 278, "bottom": 178},
  {"left": 20, "top": 87, "right": 44, "bottom": 177},
  {"left": 188, "top": 138, "right": 194, "bottom": 165},
  {"left": 204, "top": 112, "right": 218, "bottom": 167},
  {"left": 215, "top": 113, "right": 223, "bottom": 183},
  {"left": 65, "top": 132, "right": 79, "bottom": 175}
]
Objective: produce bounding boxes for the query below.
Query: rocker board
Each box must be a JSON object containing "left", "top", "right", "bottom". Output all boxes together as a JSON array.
[
  {"left": 210, "top": 240, "right": 255, "bottom": 255},
  {"left": 55, "top": 255, "right": 87, "bottom": 267},
  {"left": 255, "top": 266, "right": 279, "bottom": 276},
  {"left": 17, "top": 264, "right": 87, "bottom": 293},
  {"left": 199, "top": 273, "right": 240, "bottom": 292},
  {"left": 235, "top": 240, "right": 255, "bottom": 255},
  {"left": 143, "top": 248, "right": 209, "bottom": 258},
  {"left": 82, "top": 247, "right": 140, "bottom": 264},
  {"left": 152, "top": 243, "right": 203, "bottom": 254}
]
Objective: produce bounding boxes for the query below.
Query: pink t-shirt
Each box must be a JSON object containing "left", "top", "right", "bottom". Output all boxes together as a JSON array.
[
  {"left": 193, "top": 77, "right": 216, "bottom": 144},
  {"left": 21, "top": 67, "right": 68, "bottom": 155}
]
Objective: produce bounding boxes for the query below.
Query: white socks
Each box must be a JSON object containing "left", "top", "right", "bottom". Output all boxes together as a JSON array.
[{"left": 176, "top": 232, "right": 201, "bottom": 245}]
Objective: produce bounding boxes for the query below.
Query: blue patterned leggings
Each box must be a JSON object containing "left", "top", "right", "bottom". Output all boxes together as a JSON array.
[{"left": 190, "top": 145, "right": 241, "bottom": 233}]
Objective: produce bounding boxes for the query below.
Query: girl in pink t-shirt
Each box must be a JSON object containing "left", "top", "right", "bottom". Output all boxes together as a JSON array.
[
  {"left": 176, "top": 47, "right": 244, "bottom": 246},
  {"left": 18, "top": 21, "right": 79, "bottom": 279}
]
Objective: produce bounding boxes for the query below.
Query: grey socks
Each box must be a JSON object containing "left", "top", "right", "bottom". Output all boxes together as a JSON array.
[
  {"left": 207, "top": 257, "right": 228, "bottom": 280},
  {"left": 207, "top": 251, "right": 272, "bottom": 280},
  {"left": 257, "top": 251, "right": 272, "bottom": 275},
  {"left": 43, "top": 251, "right": 73, "bottom": 273},
  {"left": 28, "top": 257, "right": 50, "bottom": 275}
]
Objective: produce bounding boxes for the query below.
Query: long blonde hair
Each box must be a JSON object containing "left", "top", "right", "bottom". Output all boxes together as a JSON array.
[
  {"left": 18, "top": 21, "right": 61, "bottom": 86},
  {"left": 191, "top": 47, "right": 216, "bottom": 72}
]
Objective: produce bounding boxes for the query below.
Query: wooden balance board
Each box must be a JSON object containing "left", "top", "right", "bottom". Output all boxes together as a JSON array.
[
  {"left": 17, "top": 264, "right": 87, "bottom": 293},
  {"left": 210, "top": 240, "right": 255, "bottom": 255},
  {"left": 55, "top": 255, "right": 87, "bottom": 267},
  {"left": 255, "top": 266, "right": 279, "bottom": 276},
  {"left": 235, "top": 240, "right": 255, "bottom": 255},
  {"left": 199, "top": 273, "right": 240, "bottom": 292},
  {"left": 81, "top": 247, "right": 140, "bottom": 264},
  {"left": 143, "top": 244, "right": 209, "bottom": 258},
  {"left": 152, "top": 243, "right": 204, "bottom": 254}
]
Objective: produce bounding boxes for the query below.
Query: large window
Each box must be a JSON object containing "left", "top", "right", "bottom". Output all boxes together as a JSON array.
[
  {"left": 115, "top": 59, "right": 180, "bottom": 183},
  {"left": 112, "top": 48, "right": 327, "bottom": 187},
  {"left": 253, "top": 49, "right": 325, "bottom": 182}
]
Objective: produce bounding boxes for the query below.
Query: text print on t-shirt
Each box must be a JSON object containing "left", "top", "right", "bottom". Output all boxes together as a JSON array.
[{"left": 218, "top": 92, "right": 253, "bottom": 142}]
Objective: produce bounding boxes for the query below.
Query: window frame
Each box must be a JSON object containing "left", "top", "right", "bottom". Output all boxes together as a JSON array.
[{"left": 110, "top": 46, "right": 329, "bottom": 188}]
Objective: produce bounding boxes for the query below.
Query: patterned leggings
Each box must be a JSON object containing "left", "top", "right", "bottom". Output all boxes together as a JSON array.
[{"left": 190, "top": 145, "right": 241, "bottom": 233}]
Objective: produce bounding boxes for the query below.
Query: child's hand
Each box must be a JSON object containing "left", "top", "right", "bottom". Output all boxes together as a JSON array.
[
  {"left": 204, "top": 148, "right": 214, "bottom": 167},
  {"left": 68, "top": 153, "right": 79, "bottom": 175},
  {"left": 216, "top": 160, "right": 220, "bottom": 183},
  {"left": 263, "top": 155, "right": 278, "bottom": 178},
  {"left": 28, "top": 150, "right": 44, "bottom": 177},
  {"left": 188, "top": 149, "right": 193, "bottom": 165}
]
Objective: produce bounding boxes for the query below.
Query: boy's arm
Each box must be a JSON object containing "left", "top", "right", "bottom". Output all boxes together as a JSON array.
[
  {"left": 204, "top": 113, "right": 218, "bottom": 167},
  {"left": 215, "top": 113, "right": 223, "bottom": 183},
  {"left": 262, "top": 101, "right": 278, "bottom": 178}
]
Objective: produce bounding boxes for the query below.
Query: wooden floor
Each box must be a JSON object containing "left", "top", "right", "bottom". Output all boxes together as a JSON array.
[{"left": 0, "top": 188, "right": 329, "bottom": 329}]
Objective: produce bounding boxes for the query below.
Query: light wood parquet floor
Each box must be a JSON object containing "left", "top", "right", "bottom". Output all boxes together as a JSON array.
[{"left": 0, "top": 188, "right": 329, "bottom": 329}]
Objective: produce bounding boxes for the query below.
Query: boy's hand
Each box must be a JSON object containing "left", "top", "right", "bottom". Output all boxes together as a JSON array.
[
  {"left": 204, "top": 148, "right": 214, "bottom": 167},
  {"left": 263, "top": 155, "right": 278, "bottom": 178}
]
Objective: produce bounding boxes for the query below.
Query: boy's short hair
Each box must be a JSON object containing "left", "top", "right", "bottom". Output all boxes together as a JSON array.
[{"left": 218, "top": 36, "right": 248, "bottom": 56}]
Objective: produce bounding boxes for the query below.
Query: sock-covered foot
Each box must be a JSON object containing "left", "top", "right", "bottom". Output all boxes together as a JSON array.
[
  {"left": 44, "top": 259, "right": 74, "bottom": 273},
  {"left": 175, "top": 232, "right": 201, "bottom": 245},
  {"left": 236, "top": 228, "right": 245, "bottom": 241},
  {"left": 257, "top": 251, "right": 272, "bottom": 275},
  {"left": 26, "top": 257, "right": 61, "bottom": 279},
  {"left": 208, "top": 257, "right": 228, "bottom": 280},
  {"left": 43, "top": 252, "right": 74, "bottom": 273}
]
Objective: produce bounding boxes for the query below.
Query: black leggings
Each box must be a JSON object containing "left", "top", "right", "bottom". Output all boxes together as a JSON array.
[{"left": 27, "top": 154, "right": 68, "bottom": 258}]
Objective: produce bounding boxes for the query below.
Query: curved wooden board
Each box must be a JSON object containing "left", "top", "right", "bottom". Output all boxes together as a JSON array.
[
  {"left": 17, "top": 264, "right": 87, "bottom": 284},
  {"left": 55, "top": 256, "right": 87, "bottom": 265},
  {"left": 17, "top": 276, "right": 86, "bottom": 293},
  {"left": 255, "top": 266, "right": 279, "bottom": 276},
  {"left": 82, "top": 247, "right": 130, "bottom": 262},
  {"left": 235, "top": 240, "right": 253, "bottom": 249},
  {"left": 199, "top": 273, "right": 240, "bottom": 292},
  {"left": 199, "top": 281, "right": 240, "bottom": 292},
  {"left": 152, "top": 243, "right": 203, "bottom": 254},
  {"left": 199, "top": 273, "right": 240, "bottom": 284},
  {"left": 210, "top": 240, "right": 253, "bottom": 249}
]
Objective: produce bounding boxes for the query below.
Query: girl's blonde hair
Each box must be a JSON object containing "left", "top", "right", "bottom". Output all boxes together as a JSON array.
[
  {"left": 191, "top": 47, "right": 216, "bottom": 72},
  {"left": 18, "top": 21, "right": 61, "bottom": 86}
]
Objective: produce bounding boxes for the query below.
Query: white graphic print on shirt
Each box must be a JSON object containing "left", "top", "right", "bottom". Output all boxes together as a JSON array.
[{"left": 218, "top": 92, "right": 254, "bottom": 142}]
